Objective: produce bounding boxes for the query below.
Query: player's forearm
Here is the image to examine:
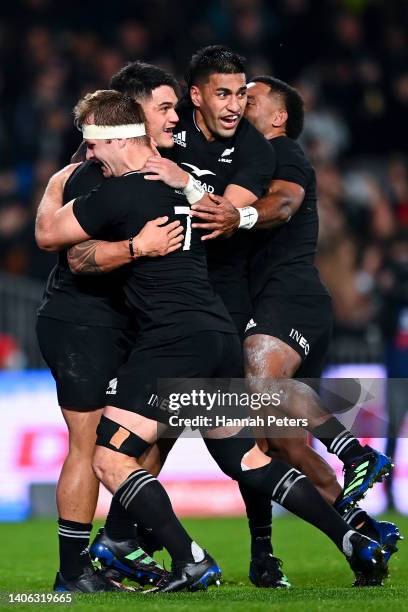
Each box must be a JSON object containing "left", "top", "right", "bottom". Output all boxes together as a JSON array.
[
  {"left": 254, "top": 182, "right": 304, "bottom": 229},
  {"left": 254, "top": 193, "right": 293, "bottom": 229},
  {"left": 68, "top": 239, "right": 132, "bottom": 275}
]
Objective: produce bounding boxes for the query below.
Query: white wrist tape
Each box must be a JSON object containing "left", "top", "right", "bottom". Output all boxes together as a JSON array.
[
  {"left": 182, "top": 174, "right": 205, "bottom": 204},
  {"left": 238, "top": 206, "right": 258, "bottom": 229}
]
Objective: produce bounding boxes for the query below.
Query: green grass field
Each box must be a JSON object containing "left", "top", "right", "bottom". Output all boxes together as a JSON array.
[{"left": 0, "top": 514, "right": 406, "bottom": 611}]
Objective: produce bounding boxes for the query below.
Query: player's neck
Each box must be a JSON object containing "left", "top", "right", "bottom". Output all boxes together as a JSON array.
[
  {"left": 266, "top": 127, "right": 287, "bottom": 140},
  {"left": 193, "top": 109, "right": 216, "bottom": 142},
  {"left": 114, "top": 146, "right": 152, "bottom": 176}
]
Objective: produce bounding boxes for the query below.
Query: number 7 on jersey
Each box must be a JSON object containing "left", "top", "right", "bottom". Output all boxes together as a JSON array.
[{"left": 174, "top": 206, "right": 192, "bottom": 251}]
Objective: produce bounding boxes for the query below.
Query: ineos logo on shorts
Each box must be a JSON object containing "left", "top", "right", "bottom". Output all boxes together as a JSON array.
[
  {"left": 289, "top": 329, "right": 310, "bottom": 355},
  {"left": 106, "top": 378, "right": 118, "bottom": 395}
]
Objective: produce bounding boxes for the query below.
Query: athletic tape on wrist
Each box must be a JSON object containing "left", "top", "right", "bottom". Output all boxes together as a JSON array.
[
  {"left": 238, "top": 206, "right": 258, "bottom": 229},
  {"left": 82, "top": 123, "right": 146, "bottom": 139},
  {"left": 183, "top": 174, "right": 205, "bottom": 204}
]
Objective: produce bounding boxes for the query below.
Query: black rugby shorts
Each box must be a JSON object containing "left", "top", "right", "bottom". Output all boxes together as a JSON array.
[
  {"left": 106, "top": 330, "right": 244, "bottom": 424},
  {"left": 36, "top": 317, "right": 134, "bottom": 409},
  {"left": 244, "top": 293, "right": 333, "bottom": 377}
]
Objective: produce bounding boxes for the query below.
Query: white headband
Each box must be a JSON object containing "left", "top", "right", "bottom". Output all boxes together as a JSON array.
[{"left": 82, "top": 123, "right": 146, "bottom": 139}]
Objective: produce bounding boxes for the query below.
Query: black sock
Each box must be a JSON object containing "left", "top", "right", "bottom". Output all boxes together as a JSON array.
[
  {"left": 58, "top": 518, "right": 92, "bottom": 580},
  {"left": 241, "top": 460, "right": 352, "bottom": 553},
  {"left": 105, "top": 495, "right": 138, "bottom": 541},
  {"left": 113, "top": 469, "right": 203, "bottom": 564},
  {"left": 311, "top": 418, "right": 366, "bottom": 463},
  {"left": 136, "top": 524, "right": 163, "bottom": 556},
  {"left": 341, "top": 506, "right": 370, "bottom": 530},
  {"left": 239, "top": 482, "right": 273, "bottom": 556}
]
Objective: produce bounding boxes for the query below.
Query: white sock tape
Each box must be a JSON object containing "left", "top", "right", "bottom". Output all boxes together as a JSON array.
[
  {"left": 183, "top": 174, "right": 205, "bottom": 204},
  {"left": 238, "top": 206, "right": 258, "bottom": 229},
  {"left": 82, "top": 123, "right": 146, "bottom": 139}
]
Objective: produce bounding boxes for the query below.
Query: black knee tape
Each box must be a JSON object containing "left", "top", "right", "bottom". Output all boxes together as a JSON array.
[
  {"left": 96, "top": 415, "right": 151, "bottom": 458},
  {"left": 203, "top": 427, "right": 255, "bottom": 480}
]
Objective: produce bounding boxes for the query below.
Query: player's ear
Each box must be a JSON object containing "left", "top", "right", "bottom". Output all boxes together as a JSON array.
[
  {"left": 272, "top": 109, "right": 288, "bottom": 128},
  {"left": 190, "top": 85, "right": 201, "bottom": 108}
]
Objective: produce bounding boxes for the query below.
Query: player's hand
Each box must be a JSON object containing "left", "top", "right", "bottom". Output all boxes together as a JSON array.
[
  {"left": 142, "top": 157, "right": 189, "bottom": 189},
  {"left": 51, "top": 163, "right": 82, "bottom": 188},
  {"left": 133, "top": 216, "right": 184, "bottom": 257},
  {"left": 190, "top": 193, "right": 240, "bottom": 240}
]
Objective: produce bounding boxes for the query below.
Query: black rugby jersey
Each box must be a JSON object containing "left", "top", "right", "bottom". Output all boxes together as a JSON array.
[
  {"left": 165, "top": 104, "right": 276, "bottom": 316},
  {"left": 37, "top": 161, "right": 132, "bottom": 328},
  {"left": 73, "top": 173, "right": 235, "bottom": 340},
  {"left": 249, "top": 137, "right": 328, "bottom": 299}
]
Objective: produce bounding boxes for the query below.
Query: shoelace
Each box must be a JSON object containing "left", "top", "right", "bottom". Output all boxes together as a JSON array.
[{"left": 257, "top": 555, "right": 285, "bottom": 579}]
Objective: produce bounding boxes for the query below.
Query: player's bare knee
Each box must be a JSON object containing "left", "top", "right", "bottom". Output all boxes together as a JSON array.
[
  {"left": 92, "top": 446, "right": 123, "bottom": 489},
  {"left": 244, "top": 334, "right": 301, "bottom": 384},
  {"left": 241, "top": 444, "right": 271, "bottom": 470}
]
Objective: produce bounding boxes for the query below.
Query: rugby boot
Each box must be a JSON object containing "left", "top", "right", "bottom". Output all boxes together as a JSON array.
[
  {"left": 53, "top": 565, "right": 128, "bottom": 592},
  {"left": 336, "top": 447, "right": 393, "bottom": 511},
  {"left": 90, "top": 527, "right": 167, "bottom": 586},
  {"left": 146, "top": 551, "right": 221, "bottom": 593},
  {"left": 344, "top": 532, "right": 388, "bottom": 586},
  {"left": 249, "top": 553, "right": 291, "bottom": 588},
  {"left": 358, "top": 516, "right": 403, "bottom": 563}
]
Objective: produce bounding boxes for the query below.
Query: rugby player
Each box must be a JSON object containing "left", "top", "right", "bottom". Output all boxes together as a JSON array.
[
  {"left": 243, "top": 75, "right": 401, "bottom": 577},
  {"left": 35, "top": 64, "right": 182, "bottom": 592},
  {"left": 44, "top": 89, "right": 390, "bottom": 593}
]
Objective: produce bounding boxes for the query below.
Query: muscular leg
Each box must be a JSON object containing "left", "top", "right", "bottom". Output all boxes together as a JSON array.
[
  {"left": 93, "top": 407, "right": 204, "bottom": 565},
  {"left": 56, "top": 407, "right": 102, "bottom": 579},
  {"left": 268, "top": 434, "right": 341, "bottom": 504},
  {"left": 243, "top": 334, "right": 390, "bottom": 535},
  {"left": 58, "top": 408, "right": 103, "bottom": 521},
  {"left": 245, "top": 334, "right": 382, "bottom": 467},
  {"left": 203, "top": 428, "right": 359, "bottom": 556},
  {"left": 240, "top": 334, "right": 341, "bottom": 567}
]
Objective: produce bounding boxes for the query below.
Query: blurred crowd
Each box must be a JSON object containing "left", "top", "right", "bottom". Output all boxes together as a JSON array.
[{"left": 0, "top": 0, "right": 407, "bottom": 365}]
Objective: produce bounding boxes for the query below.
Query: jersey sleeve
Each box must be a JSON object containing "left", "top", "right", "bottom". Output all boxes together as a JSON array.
[
  {"left": 272, "top": 142, "right": 311, "bottom": 190},
  {"left": 72, "top": 181, "right": 120, "bottom": 237},
  {"left": 229, "top": 127, "right": 276, "bottom": 198}
]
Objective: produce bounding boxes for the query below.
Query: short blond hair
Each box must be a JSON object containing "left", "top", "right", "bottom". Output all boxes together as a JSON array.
[{"left": 73, "top": 89, "right": 149, "bottom": 144}]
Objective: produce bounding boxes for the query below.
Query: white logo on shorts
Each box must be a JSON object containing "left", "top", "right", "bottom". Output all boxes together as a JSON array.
[
  {"left": 245, "top": 318, "right": 257, "bottom": 332},
  {"left": 289, "top": 329, "right": 310, "bottom": 355},
  {"left": 106, "top": 378, "right": 118, "bottom": 395}
]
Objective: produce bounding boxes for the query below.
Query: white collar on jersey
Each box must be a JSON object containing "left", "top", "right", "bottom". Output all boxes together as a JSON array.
[{"left": 192, "top": 110, "right": 201, "bottom": 133}]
